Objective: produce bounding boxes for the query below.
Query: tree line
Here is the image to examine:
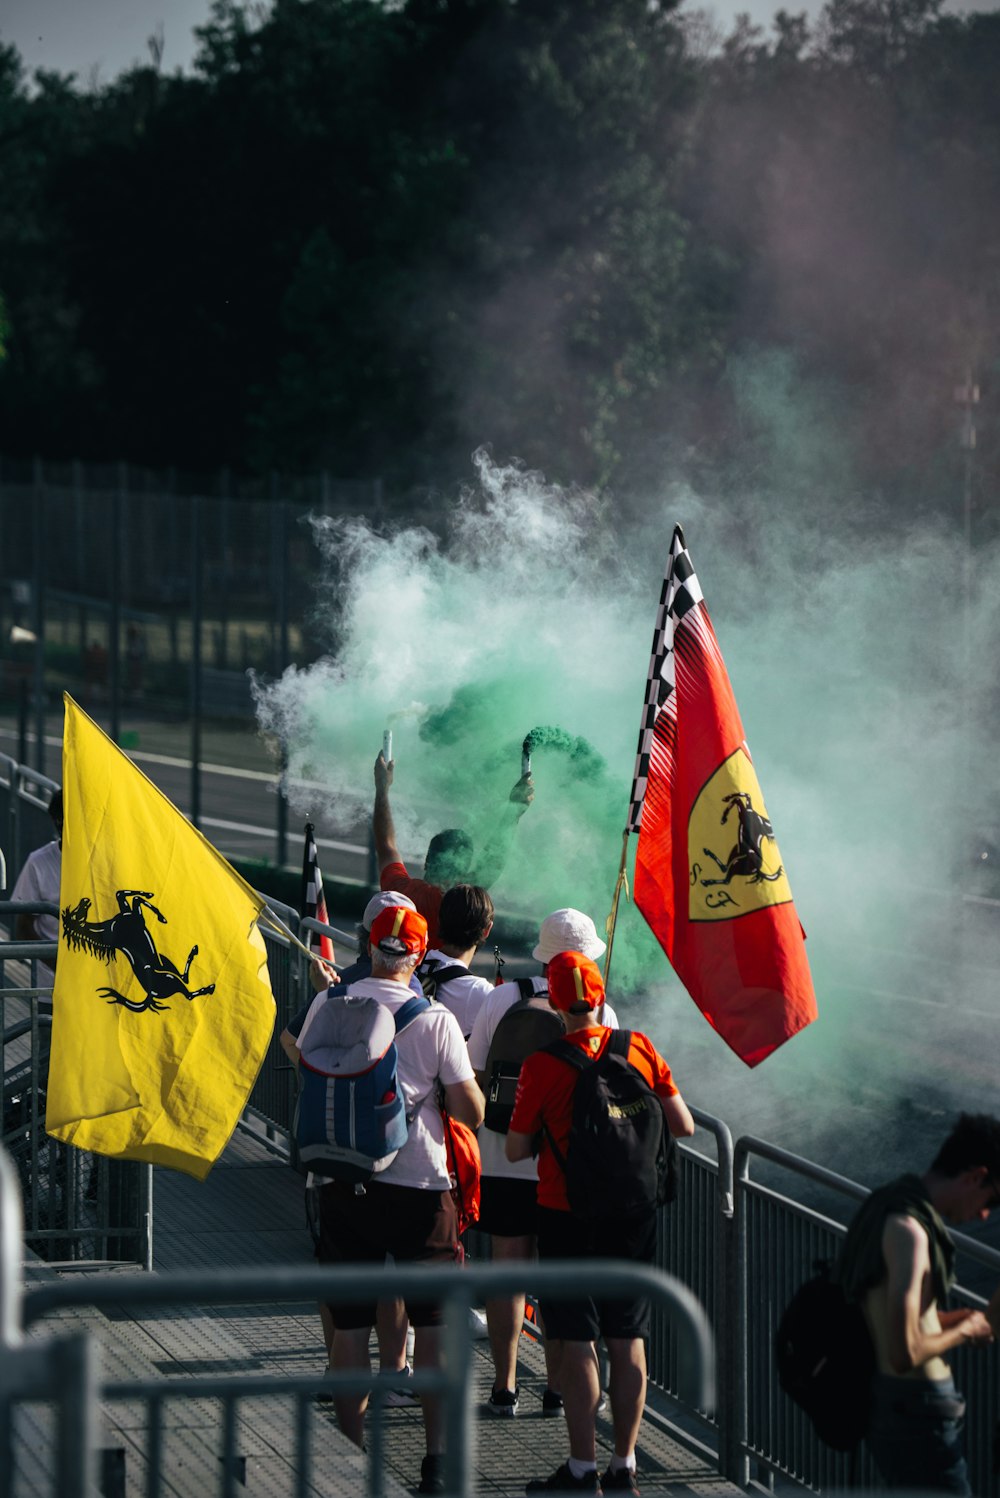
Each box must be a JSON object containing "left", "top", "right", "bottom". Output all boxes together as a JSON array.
[{"left": 1, "top": 0, "right": 998, "bottom": 517}]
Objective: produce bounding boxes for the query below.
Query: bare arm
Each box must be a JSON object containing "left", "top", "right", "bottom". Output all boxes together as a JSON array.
[
  {"left": 662, "top": 1092, "right": 696, "bottom": 1138},
  {"left": 506, "top": 1128, "right": 534, "bottom": 1163},
  {"left": 278, "top": 1029, "right": 300, "bottom": 1067},
  {"left": 14, "top": 913, "right": 36, "bottom": 942},
  {"left": 373, "top": 752, "right": 402, "bottom": 874},
  {"left": 471, "top": 774, "right": 534, "bottom": 890},
  {"left": 884, "top": 1214, "right": 993, "bottom": 1374},
  {"left": 443, "top": 1076, "right": 484, "bottom": 1131}
]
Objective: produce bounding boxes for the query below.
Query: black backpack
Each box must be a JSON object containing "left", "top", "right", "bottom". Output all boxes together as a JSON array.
[
  {"left": 483, "top": 978, "right": 565, "bottom": 1134},
  {"left": 542, "top": 1029, "right": 678, "bottom": 1219},
  {"left": 774, "top": 1263, "right": 875, "bottom": 1451},
  {"left": 416, "top": 957, "right": 469, "bottom": 1000}
]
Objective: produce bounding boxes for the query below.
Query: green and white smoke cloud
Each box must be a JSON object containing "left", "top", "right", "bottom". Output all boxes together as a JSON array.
[{"left": 255, "top": 436, "right": 1000, "bottom": 1168}]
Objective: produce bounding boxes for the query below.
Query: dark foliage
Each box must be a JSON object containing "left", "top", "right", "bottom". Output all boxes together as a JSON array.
[{"left": 0, "top": 0, "right": 997, "bottom": 509}]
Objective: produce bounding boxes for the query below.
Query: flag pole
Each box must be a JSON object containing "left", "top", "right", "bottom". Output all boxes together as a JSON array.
[
  {"left": 603, "top": 829, "right": 632, "bottom": 987},
  {"left": 258, "top": 904, "right": 323, "bottom": 963}
]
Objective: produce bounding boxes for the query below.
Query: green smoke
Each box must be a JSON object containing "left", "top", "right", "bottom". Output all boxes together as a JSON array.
[{"left": 254, "top": 435, "right": 1000, "bottom": 1161}]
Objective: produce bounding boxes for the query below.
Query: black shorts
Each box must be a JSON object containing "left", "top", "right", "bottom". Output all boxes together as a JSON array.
[
  {"left": 318, "top": 1179, "right": 459, "bottom": 1330},
  {"left": 478, "top": 1176, "right": 538, "bottom": 1238},
  {"left": 536, "top": 1204, "right": 656, "bottom": 1342}
]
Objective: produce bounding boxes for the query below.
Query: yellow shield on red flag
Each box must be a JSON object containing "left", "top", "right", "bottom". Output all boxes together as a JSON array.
[
  {"left": 629, "top": 527, "right": 817, "bottom": 1067},
  {"left": 45, "top": 696, "right": 276, "bottom": 1179}
]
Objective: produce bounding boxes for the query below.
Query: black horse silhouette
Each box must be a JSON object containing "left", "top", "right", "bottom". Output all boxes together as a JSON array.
[
  {"left": 61, "top": 889, "right": 216, "bottom": 1013},
  {"left": 700, "top": 792, "right": 784, "bottom": 887}
]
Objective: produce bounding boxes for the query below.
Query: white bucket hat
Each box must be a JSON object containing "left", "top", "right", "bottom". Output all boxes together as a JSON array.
[
  {"left": 362, "top": 889, "right": 417, "bottom": 931},
  {"left": 532, "top": 908, "right": 607, "bottom": 964}
]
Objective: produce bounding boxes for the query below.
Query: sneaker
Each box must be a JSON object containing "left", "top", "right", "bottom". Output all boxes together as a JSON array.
[
  {"left": 376, "top": 1364, "right": 419, "bottom": 1408},
  {"left": 469, "top": 1306, "right": 490, "bottom": 1339},
  {"left": 486, "top": 1384, "right": 519, "bottom": 1417},
  {"left": 419, "top": 1453, "right": 445, "bottom": 1495},
  {"left": 601, "top": 1467, "right": 639, "bottom": 1495},
  {"left": 541, "top": 1389, "right": 564, "bottom": 1416},
  {"left": 596, "top": 1391, "right": 608, "bottom": 1415},
  {"left": 526, "top": 1463, "right": 602, "bottom": 1493}
]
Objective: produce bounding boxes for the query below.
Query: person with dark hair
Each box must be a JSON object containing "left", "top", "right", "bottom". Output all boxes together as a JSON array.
[
  {"left": 373, "top": 752, "right": 532, "bottom": 945},
  {"left": 835, "top": 1112, "right": 1000, "bottom": 1494},
  {"left": 417, "top": 884, "right": 495, "bottom": 1039},
  {"left": 12, "top": 789, "right": 64, "bottom": 975}
]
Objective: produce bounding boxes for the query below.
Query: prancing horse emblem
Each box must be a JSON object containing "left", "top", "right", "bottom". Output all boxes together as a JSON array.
[
  {"left": 700, "top": 792, "right": 784, "bottom": 887},
  {"left": 61, "top": 889, "right": 216, "bottom": 1014}
]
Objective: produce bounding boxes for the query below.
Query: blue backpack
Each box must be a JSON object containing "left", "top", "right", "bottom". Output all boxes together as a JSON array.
[{"left": 295, "top": 991, "right": 430, "bottom": 1185}]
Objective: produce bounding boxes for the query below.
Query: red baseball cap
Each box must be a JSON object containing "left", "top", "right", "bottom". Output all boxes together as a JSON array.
[
  {"left": 369, "top": 904, "right": 428, "bottom": 958},
  {"left": 546, "top": 950, "right": 605, "bottom": 1013}
]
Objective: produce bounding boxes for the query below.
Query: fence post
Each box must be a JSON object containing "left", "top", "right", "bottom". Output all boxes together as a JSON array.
[
  {"left": 219, "top": 468, "right": 230, "bottom": 670},
  {"left": 190, "top": 496, "right": 202, "bottom": 829},
  {"left": 110, "top": 465, "right": 124, "bottom": 745},
  {"left": 716, "top": 1150, "right": 750, "bottom": 1487},
  {"left": 31, "top": 459, "right": 46, "bottom": 777},
  {"left": 272, "top": 483, "right": 289, "bottom": 868}
]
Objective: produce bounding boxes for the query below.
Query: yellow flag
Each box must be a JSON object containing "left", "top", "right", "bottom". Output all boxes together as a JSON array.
[{"left": 45, "top": 696, "right": 276, "bottom": 1180}]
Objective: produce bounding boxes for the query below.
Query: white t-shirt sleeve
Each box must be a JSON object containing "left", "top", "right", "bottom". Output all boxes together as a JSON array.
[{"left": 435, "top": 1008, "right": 475, "bottom": 1087}]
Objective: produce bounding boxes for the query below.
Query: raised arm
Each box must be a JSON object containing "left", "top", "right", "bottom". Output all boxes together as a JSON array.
[
  {"left": 471, "top": 773, "right": 534, "bottom": 890},
  {"left": 373, "top": 752, "right": 402, "bottom": 874}
]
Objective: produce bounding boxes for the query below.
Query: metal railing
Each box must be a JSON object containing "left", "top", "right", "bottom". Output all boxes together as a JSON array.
[{"left": 1, "top": 1131, "right": 714, "bottom": 1498}]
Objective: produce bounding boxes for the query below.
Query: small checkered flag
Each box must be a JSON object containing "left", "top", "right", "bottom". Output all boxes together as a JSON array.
[
  {"left": 626, "top": 525, "right": 703, "bottom": 833},
  {"left": 300, "top": 822, "right": 335, "bottom": 963}
]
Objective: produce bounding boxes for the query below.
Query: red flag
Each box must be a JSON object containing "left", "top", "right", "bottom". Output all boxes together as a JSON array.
[
  {"left": 629, "top": 526, "right": 816, "bottom": 1066},
  {"left": 301, "top": 822, "right": 336, "bottom": 963}
]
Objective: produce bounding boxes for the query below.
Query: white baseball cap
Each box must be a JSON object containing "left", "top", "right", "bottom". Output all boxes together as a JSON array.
[
  {"left": 362, "top": 889, "right": 417, "bottom": 931},
  {"left": 532, "top": 908, "right": 607, "bottom": 964}
]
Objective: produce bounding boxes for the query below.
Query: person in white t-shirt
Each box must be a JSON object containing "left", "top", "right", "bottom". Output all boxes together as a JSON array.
[
  {"left": 467, "top": 907, "right": 618, "bottom": 1420},
  {"left": 302, "top": 903, "right": 484, "bottom": 1498},
  {"left": 418, "top": 884, "right": 495, "bottom": 1038},
  {"left": 12, "top": 789, "right": 63, "bottom": 978}
]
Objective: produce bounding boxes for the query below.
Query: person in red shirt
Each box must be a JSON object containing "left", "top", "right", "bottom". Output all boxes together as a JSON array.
[
  {"left": 373, "top": 751, "right": 532, "bottom": 946},
  {"left": 506, "top": 952, "right": 695, "bottom": 1497}
]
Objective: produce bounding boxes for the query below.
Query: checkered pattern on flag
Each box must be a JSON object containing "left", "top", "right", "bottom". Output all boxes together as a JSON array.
[
  {"left": 631, "top": 525, "right": 817, "bottom": 1067},
  {"left": 300, "top": 823, "right": 335, "bottom": 962},
  {"left": 627, "top": 528, "right": 703, "bottom": 833}
]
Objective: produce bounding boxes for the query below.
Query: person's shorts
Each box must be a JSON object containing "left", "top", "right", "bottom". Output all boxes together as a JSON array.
[
  {"left": 478, "top": 1176, "right": 538, "bottom": 1238},
  {"left": 536, "top": 1204, "right": 656, "bottom": 1342},
  {"left": 318, "top": 1179, "right": 459, "bottom": 1330},
  {"left": 868, "top": 1374, "right": 970, "bottom": 1495}
]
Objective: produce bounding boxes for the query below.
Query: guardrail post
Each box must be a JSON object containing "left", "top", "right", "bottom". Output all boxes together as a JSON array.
[
  {"left": 0, "top": 1145, "right": 99, "bottom": 1497},
  {"left": 716, "top": 1185, "right": 748, "bottom": 1486}
]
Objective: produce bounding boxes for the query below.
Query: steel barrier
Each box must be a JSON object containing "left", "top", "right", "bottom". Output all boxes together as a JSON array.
[{"left": 1, "top": 1132, "right": 714, "bottom": 1498}]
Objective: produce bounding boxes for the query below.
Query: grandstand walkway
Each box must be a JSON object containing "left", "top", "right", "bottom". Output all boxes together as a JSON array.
[{"left": 15, "top": 1125, "right": 741, "bottom": 1498}]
